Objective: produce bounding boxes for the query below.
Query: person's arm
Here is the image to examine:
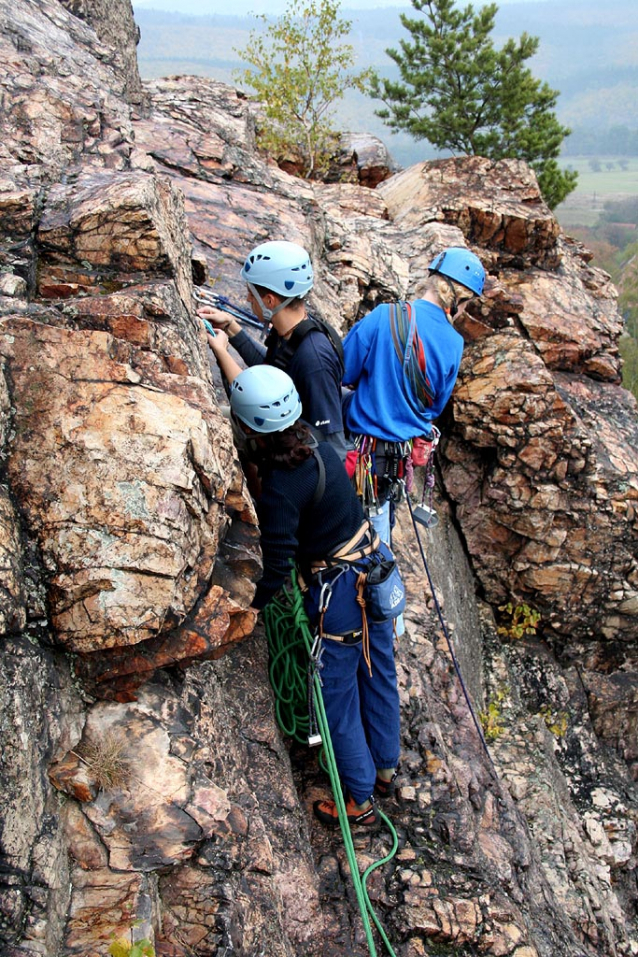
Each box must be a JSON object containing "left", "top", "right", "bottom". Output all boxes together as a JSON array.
[
  {"left": 197, "top": 306, "right": 237, "bottom": 332},
  {"left": 198, "top": 305, "right": 267, "bottom": 367},
  {"left": 205, "top": 329, "right": 243, "bottom": 384},
  {"left": 228, "top": 328, "right": 268, "bottom": 367},
  {"left": 252, "top": 483, "right": 301, "bottom": 610}
]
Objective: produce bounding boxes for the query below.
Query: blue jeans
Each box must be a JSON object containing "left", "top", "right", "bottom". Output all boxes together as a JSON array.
[{"left": 305, "top": 554, "right": 401, "bottom": 804}]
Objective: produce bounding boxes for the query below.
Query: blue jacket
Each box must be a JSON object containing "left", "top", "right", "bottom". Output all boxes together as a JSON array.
[{"left": 342, "top": 300, "right": 464, "bottom": 442}]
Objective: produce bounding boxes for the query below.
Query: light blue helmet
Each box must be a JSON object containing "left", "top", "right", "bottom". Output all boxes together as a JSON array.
[
  {"left": 230, "top": 366, "right": 302, "bottom": 434},
  {"left": 428, "top": 247, "right": 485, "bottom": 296},
  {"left": 240, "top": 240, "right": 314, "bottom": 299}
]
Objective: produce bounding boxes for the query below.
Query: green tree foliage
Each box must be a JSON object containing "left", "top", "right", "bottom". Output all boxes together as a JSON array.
[
  {"left": 235, "top": 0, "right": 371, "bottom": 178},
  {"left": 617, "top": 242, "right": 638, "bottom": 398},
  {"left": 369, "top": 0, "right": 578, "bottom": 208},
  {"left": 109, "top": 938, "right": 154, "bottom": 957},
  {"left": 570, "top": 198, "right": 638, "bottom": 400}
]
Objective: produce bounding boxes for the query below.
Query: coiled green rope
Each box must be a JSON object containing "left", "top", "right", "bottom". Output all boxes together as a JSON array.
[{"left": 263, "top": 571, "right": 398, "bottom": 957}]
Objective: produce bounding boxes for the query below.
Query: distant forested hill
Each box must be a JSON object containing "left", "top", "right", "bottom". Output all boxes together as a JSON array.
[{"left": 135, "top": 0, "right": 638, "bottom": 168}]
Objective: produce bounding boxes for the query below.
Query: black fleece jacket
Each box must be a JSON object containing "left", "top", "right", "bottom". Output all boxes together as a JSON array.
[{"left": 253, "top": 442, "right": 364, "bottom": 609}]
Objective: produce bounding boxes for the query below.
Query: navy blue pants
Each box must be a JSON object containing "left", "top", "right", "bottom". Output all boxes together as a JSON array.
[{"left": 305, "top": 552, "right": 401, "bottom": 805}]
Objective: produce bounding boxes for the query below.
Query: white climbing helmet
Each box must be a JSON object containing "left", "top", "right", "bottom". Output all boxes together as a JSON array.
[
  {"left": 240, "top": 241, "right": 314, "bottom": 298},
  {"left": 229, "top": 366, "right": 302, "bottom": 434},
  {"left": 240, "top": 241, "right": 314, "bottom": 322}
]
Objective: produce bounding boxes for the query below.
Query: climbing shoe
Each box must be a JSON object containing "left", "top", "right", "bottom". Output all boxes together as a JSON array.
[
  {"left": 374, "top": 770, "right": 398, "bottom": 799},
  {"left": 313, "top": 794, "right": 379, "bottom": 828}
]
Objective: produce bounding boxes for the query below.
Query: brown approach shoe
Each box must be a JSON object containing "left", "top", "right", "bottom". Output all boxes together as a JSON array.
[
  {"left": 313, "top": 794, "right": 379, "bottom": 828},
  {"left": 374, "top": 770, "right": 399, "bottom": 798}
]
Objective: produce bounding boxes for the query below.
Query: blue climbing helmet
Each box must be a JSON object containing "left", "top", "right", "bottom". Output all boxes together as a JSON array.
[
  {"left": 428, "top": 247, "right": 485, "bottom": 296},
  {"left": 229, "top": 366, "right": 302, "bottom": 434},
  {"left": 240, "top": 240, "right": 314, "bottom": 299}
]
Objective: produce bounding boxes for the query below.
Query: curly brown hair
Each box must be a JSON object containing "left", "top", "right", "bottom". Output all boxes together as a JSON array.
[{"left": 249, "top": 421, "right": 315, "bottom": 469}]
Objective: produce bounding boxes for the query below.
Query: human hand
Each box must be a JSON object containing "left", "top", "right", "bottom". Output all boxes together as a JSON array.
[
  {"left": 197, "top": 306, "right": 234, "bottom": 332},
  {"left": 208, "top": 328, "right": 229, "bottom": 354}
]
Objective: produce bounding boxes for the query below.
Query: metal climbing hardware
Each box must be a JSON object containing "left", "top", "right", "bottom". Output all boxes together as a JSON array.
[
  {"left": 194, "top": 287, "right": 264, "bottom": 330},
  {"left": 350, "top": 435, "right": 412, "bottom": 512},
  {"left": 318, "top": 580, "right": 332, "bottom": 615},
  {"left": 412, "top": 502, "right": 438, "bottom": 528},
  {"left": 307, "top": 638, "right": 323, "bottom": 746},
  {"left": 412, "top": 425, "right": 440, "bottom": 529}
]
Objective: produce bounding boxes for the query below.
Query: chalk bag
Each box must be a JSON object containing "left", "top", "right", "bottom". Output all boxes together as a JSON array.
[{"left": 365, "top": 558, "right": 406, "bottom": 622}]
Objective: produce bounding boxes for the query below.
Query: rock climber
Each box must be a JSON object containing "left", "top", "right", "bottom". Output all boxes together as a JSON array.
[
  {"left": 198, "top": 240, "right": 347, "bottom": 461},
  {"left": 342, "top": 246, "right": 486, "bottom": 545},
  {"left": 229, "top": 364, "right": 402, "bottom": 828}
]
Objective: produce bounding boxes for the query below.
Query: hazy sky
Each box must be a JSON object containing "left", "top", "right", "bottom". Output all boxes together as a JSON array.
[{"left": 132, "top": 0, "right": 549, "bottom": 16}]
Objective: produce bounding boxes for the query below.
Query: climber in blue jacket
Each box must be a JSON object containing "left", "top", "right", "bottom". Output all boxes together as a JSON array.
[{"left": 342, "top": 246, "right": 486, "bottom": 545}]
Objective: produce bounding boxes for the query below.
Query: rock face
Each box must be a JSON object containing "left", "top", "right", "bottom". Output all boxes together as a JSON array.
[
  {"left": 0, "top": 2, "right": 636, "bottom": 957},
  {"left": 58, "top": 0, "right": 145, "bottom": 106}
]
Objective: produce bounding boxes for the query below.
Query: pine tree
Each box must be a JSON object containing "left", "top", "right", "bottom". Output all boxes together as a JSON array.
[
  {"left": 236, "top": 0, "right": 371, "bottom": 179},
  {"left": 370, "top": 0, "right": 578, "bottom": 208}
]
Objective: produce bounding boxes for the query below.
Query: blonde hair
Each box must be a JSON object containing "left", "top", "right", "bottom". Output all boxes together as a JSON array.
[{"left": 425, "top": 273, "right": 458, "bottom": 312}]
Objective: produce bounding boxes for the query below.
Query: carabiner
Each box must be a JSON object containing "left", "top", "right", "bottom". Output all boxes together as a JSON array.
[{"left": 319, "top": 580, "right": 332, "bottom": 615}]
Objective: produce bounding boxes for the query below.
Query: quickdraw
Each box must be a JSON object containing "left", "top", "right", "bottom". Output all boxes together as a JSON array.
[
  {"left": 194, "top": 287, "right": 264, "bottom": 330},
  {"left": 351, "top": 435, "right": 413, "bottom": 511}
]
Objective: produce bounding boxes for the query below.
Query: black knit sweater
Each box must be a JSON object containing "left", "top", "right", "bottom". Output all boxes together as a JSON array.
[{"left": 253, "top": 442, "right": 364, "bottom": 609}]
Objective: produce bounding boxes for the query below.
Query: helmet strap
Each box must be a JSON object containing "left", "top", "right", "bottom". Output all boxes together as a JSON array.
[
  {"left": 443, "top": 276, "right": 459, "bottom": 318},
  {"left": 248, "top": 283, "right": 293, "bottom": 324}
]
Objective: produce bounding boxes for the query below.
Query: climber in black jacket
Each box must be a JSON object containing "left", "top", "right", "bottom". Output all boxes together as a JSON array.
[
  {"left": 199, "top": 239, "right": 347, "bottom": 461},
  {"left": 229, "top": 364, "right": 401, "bottom": 828}
]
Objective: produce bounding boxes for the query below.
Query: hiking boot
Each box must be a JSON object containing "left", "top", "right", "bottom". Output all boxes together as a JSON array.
[
  {"left": 313, "top": 794, "right": 379, "bottom": 828},
  {"left": 374, "top": 770, "right": 398, "bottom": 798}
]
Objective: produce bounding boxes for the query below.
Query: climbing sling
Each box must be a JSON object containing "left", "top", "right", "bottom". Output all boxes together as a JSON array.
[{"left": 389, "top": 301, "right": 435, "bottom": 414}]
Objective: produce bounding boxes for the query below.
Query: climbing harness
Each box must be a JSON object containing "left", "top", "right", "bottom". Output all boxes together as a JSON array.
[
  {"left": 349, "top": 435, "right": 412, "bottom": 514},
  {"left": 263, "top": 572, "right": 399, "bottom": 957},
  {"left": 309, "top": 519, "right": 386, "bottom": 678}
]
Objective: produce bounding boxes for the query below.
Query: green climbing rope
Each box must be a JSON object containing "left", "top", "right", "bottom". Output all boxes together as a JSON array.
[{"left": 263, "top": 571, "right": 399, "bottom": 957}]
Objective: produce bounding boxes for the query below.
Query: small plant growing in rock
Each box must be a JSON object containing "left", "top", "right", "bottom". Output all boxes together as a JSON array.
[
  {"left": 235, "top": 0, "right": 372, "bottom": 178},
  {"left": 497, "top": 601, "right": 541, "bottom": 640},
  {"left": 539, "top": 704, "right": 569, "bottom": 738},
  {"left": 78, "top": 730, "right": 132, "bottom": 790},
  {"left": 108, "top": 938, "right": 154, "bottom": 957},
  {"left": 479, "top": 685, "right": 509, "bottom": 742}
]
